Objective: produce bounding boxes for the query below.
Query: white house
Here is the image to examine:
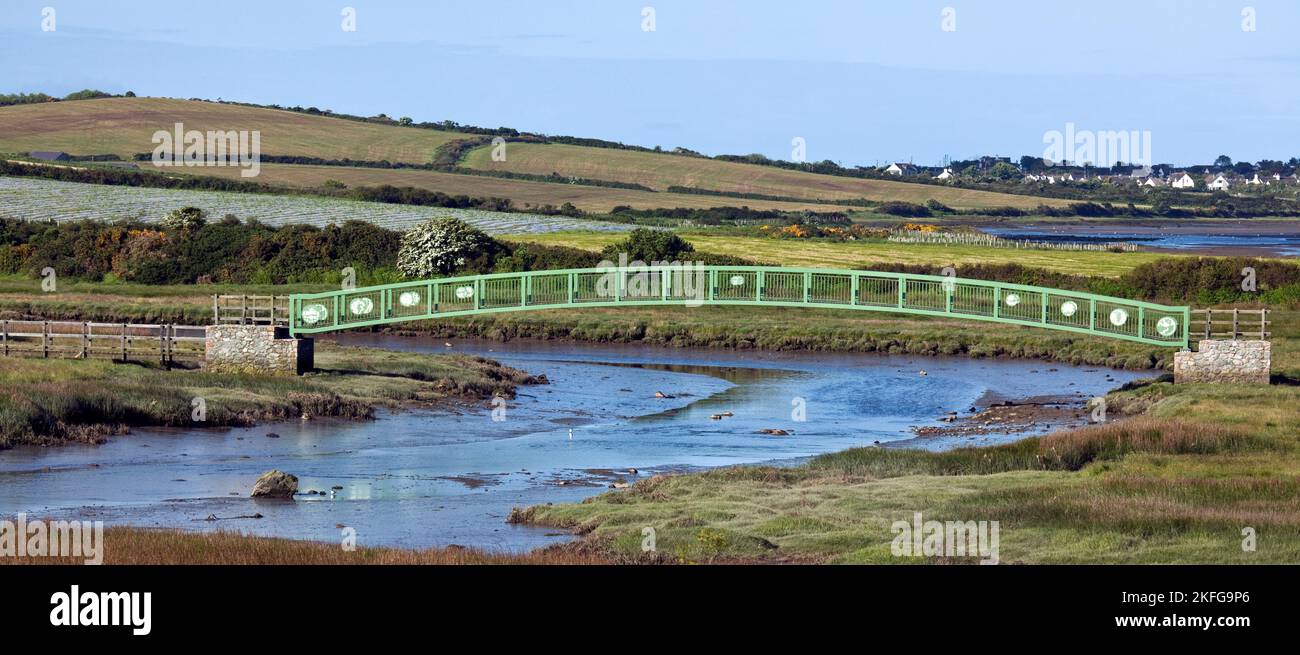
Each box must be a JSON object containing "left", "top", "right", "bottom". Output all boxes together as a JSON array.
[
  {"left": 884, "top": 162, "right": 919, "bottom": 176},
  {"left": 1206, "top": 174, "right": 1231, "bottom": 191},
  {"left": 1247, "top": 173, "right": 1265, "bottom": 185},
  {"left": 936, "top": 167, "right": 955, "bottom": 180},
  {"left": 1141, "top": 177, "right": 1166, "bottom": 188},
  {"left": 1169, "top": 172, "right": 1196, "bottom": 189}
]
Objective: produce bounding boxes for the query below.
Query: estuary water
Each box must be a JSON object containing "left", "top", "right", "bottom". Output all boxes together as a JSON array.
[{"left": 0, "top": 337, "right": 1141, "bottom": 552}]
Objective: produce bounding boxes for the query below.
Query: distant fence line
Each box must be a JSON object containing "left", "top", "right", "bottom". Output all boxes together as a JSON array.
[
  {"left": 0, "top": 320, "right": 206, "bottom": 364},
  {"left": 886, "top": 230, "right": 1139, "bottom": 253}
]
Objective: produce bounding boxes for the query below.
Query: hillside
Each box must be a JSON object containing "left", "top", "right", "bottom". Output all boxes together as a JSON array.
[
  {"left": 0, "top": 96, "right": 1066, "bottom": 212},
  {"left": 184, "top": 163, "right": 857, "bottom": 213},
  {"left": 0, "top": 97, "right": 471, "bottom": 163},
  {"left": 462, "top": 142, "right": 1068, "bottom": 210}
]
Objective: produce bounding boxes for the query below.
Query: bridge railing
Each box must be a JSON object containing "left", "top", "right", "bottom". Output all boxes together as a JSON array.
[{"left": 289, "top": 266, "right": 1191, "bottom": 348}]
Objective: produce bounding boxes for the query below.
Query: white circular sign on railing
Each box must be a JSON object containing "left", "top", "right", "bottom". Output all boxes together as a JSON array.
[
  {"left": 349, "top": 297, "right": 374, "bottom": 315},
  {"left": 1060, "top": 300, "right": 1078, "bottom": 317},
  {"left": 455, "top": 285, "right": 474, "bottom": 300},
  {"left": 301, "top": 304, "right": 328, "bottom": 325},
  {"left": 398, "top": 291, "right": 421, "bottom": 307},
  {"left": 1004, "top": 293, "right": 1021, "bottom": 307},
  {"left": 1156, "top": 316, "right": 1179, "bottom": 337},
  {"left": 1109, "top": 308, "right": 1129, "bottom": 326},
  {"left": 729, "top": 275, "right": 746, "bottom": 287}
]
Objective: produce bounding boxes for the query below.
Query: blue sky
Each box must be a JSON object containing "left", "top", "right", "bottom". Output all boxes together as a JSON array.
[{"left": 2, "top": 0, "right": 1297, "bottom": 166}]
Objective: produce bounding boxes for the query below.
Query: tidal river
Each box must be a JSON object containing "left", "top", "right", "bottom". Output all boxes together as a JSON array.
[{"left": 0, "top": 337, "right": 1141, "bottom": 552}]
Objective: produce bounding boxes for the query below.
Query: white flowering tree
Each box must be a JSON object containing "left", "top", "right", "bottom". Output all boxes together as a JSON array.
[
  {"left": 161, "top": 206, "right": 207, "bottom": 232},
  {"left": 397, "top": 217, "right": 494, "bottom": 278}
]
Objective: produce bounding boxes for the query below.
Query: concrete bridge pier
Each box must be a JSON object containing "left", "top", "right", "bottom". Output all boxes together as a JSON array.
[{"left": 204, "top": 325, "right": 314, "bottom": 375}]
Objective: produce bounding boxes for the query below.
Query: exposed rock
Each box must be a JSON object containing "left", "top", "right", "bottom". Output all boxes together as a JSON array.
[{"left": 250, "top": 470, "right": 298, "bottom": 498}]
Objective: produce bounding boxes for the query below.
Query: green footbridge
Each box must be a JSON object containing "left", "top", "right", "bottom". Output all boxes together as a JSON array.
[{"left": 288, "top": 265, "right": 1191, "bottom": 348}]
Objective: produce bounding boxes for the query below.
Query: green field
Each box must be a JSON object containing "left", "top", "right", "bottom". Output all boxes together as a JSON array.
[
  {"left": 0, "top": 97, "right": 471, "bottom": 162},
  {"left": 503, "top": 231, "right": 1170, "bottom": 277},
  {"left": 462, "top": 142, "right": 1070, "bottom": 210}
]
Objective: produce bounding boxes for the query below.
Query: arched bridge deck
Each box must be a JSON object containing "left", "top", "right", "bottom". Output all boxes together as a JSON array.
[{"left": 289, "top": 266, "right": 1191, "bottom": 348}]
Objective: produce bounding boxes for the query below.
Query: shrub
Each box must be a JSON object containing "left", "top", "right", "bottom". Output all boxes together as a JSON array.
[
  {"left": 161, "top": 206, "right": 207, "bottom": 232},
  {"left": 397, "top": 217, "right": 501, "bottom": 278},
  {"left": 600, "top": 228, "right": 695, "bottom": 263},
  {"left": 877, "top": 202, "right": 932, "bottom": 217}
]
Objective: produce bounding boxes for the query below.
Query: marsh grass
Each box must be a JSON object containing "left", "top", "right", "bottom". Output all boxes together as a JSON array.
[
  {"left": 0, "top": 527, "right": 609, "bottom": 565},
  {"left": 0, "top": 342, "right": 534, "bottom": 448},
  {"left": 523, "top": 398, "right": 1300, "bottom": 563}
]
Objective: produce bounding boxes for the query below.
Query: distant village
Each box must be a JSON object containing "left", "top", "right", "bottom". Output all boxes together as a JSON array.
[{"left": 882, "top": 155, "right": 1300, "bottom": 192}]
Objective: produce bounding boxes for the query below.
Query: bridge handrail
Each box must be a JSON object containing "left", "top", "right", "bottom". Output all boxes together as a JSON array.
[{"left": 289, "top": 265, "right": 1191, "bottom": 348}]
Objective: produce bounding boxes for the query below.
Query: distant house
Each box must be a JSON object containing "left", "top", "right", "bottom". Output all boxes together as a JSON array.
[
  {"left": 883, "top": 162, "right": 919, "bottom": 176},
  {"left": 28, "top": 151, "right": 71, "bottom": 161},
  {"left": 1128, "top": 166, "right": 1154, "bottom": 180},
  {"left": 1141, "top": 177, "right": 1166, "bottom": 188},
  {"left": 1205, "top": 174, "right": 1231, "bottom": 191},
  {"left": 1247, "top": 173, "right": 1265, "bottom": 185},
  {"left": 1169, "top": 172, "right": 1196, "bottom": 189},
  {"left": 935, "top": 167, "right": 955, "bottom": 180}
]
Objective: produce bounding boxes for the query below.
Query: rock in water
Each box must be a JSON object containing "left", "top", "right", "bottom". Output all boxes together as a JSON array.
[{"left": 250, "top": 470, "right": 299, "bottom": 498}]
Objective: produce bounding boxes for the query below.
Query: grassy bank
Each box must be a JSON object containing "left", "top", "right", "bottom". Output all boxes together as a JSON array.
[
  {"left": 0, "top": 275, "right": 331, "bottom": 324},
  {"left": 517, "top": 383, "right": 1300, "bottom": 563},
  {"left": 0, "top": 341, "right": 538, "bottom": 449},
  {"left": 0, "top": 528, "right": 610, "bottom": 565}
]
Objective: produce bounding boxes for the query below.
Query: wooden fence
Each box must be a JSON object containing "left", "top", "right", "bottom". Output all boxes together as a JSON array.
[
  {"left": 212, "top": 295, "right": 289, "bottom": 326},
  {"left": 1191, "top": 309, "right": 1270, "bottom": 342},
  {"left": 0, "top": 320, "right": 207, "bottom": 364}
]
